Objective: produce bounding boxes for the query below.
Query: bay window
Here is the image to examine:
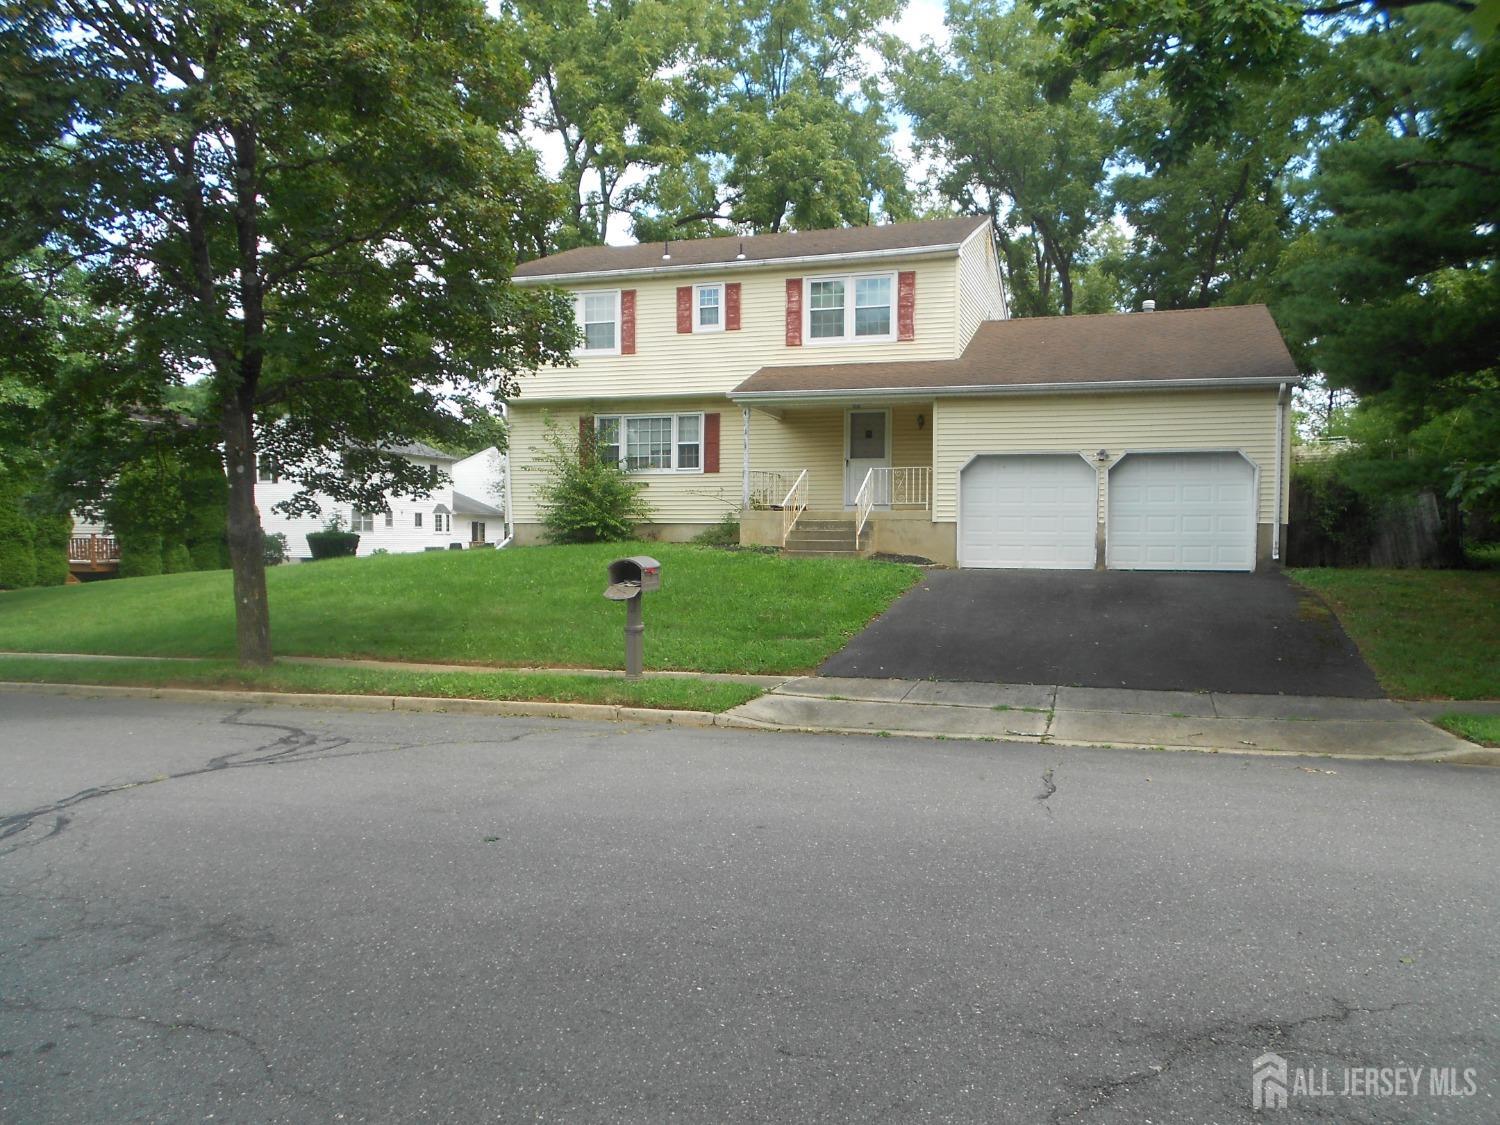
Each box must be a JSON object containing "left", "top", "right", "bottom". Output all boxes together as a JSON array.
[{"left": 595, "top": 413, "right": 704, "bottom": 473}]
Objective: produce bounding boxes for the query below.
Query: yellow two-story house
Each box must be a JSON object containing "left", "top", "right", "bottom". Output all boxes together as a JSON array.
[{"left": 508, "top": 217, "right": 1298, "bottom": 571}]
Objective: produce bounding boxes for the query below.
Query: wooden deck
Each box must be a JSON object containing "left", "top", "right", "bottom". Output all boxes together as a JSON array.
[{"left": 69, "top": 534, "right": 120, "bottom": 577}]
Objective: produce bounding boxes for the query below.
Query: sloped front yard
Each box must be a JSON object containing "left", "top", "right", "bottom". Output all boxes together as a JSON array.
[
  {"left": 0, "top": 543, "right": 920, "bottom": 676},
  {"left": 1290, "top": 568, "right": 1500, "bottom": 699}
]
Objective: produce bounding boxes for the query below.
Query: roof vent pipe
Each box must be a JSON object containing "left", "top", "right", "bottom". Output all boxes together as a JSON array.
[
  {"left": 661, "top": 240, "right": 671, "bottom": 261},
  {"left": 735, "top": 241, "right": 746, "bottom": 261},
  {"left": 1141, "top": 299, "right": 1156, "bottom": 312}
]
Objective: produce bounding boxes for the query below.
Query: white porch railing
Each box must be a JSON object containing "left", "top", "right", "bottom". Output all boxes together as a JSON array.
[
  {"left": 780, "top": 469, "right": 809, "bottom": 545},
  {"left": 747, "top": 469, "right": 804, "bottom": 510},
  {"left": 865, "top": 466, "right": 932, "bottom": 509},
  {"left": 854, "top": 469, "right": 876, "bottom": 543}
]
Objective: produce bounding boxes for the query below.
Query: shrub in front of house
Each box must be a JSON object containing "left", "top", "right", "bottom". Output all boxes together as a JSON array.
[
  {"left": 263, "top": 532, "right": 290, "bottom": 566},
  {"left": 536, "top": 416, "right": 653, "bottom": 544},
  {"left": 306, "top": 531, "right": 360, "bottom": 559}
]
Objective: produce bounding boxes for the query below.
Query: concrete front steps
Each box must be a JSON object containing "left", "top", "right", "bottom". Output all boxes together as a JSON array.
[{"left": 783, "top": 516, "right": 867, "bottom": 558}]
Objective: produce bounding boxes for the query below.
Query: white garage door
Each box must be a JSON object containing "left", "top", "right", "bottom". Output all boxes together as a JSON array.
[
  {"left": 1107, "top": 452, "right": 1255, "bottom": 572},
  {"left": 959, "top": 454, "right": 1097, "bottom": 569}
]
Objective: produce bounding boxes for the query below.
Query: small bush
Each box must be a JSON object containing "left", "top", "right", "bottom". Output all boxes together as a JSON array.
[
  {"left": 536, "top": 416, "right": 653, "bottom": 544},
  {"left": 306, "top": 531, "right": 360, "bottom": 560},
  {"left": 263, "top": 532, "right": 290, "bottom": 566},
  {"left": 692, "top": 515, "right": 741, "bottom": 548}
]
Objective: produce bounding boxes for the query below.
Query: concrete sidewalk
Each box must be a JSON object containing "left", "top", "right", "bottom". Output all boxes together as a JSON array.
[{"left": 725, "top": 677, "right": 1496, "bottom": 765}]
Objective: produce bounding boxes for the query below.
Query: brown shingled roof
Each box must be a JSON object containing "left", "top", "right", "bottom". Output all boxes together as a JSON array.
[
  {"left": 513, "top": 216, "right": 990, "bottom": 280},
  {"left": 731, "top": 305, "right": 1299, "bottom": 397}
]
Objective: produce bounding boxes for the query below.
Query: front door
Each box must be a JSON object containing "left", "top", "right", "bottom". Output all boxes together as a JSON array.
[{"left": 844, "top": 409, "right": 890, "bottom": 507}]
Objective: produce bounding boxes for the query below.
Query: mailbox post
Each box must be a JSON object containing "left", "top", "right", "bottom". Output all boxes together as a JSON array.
[{"left": 603, "top": 556, "right": 661, "bottom": 679}]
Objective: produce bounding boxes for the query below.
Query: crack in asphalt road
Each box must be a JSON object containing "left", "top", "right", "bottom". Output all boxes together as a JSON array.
[
  {"left": 0, "top": 707, "right": 552, "bottom": 855},
  {"left": 1050, "top": 997, "right": 1421, "bottom": 1122}
]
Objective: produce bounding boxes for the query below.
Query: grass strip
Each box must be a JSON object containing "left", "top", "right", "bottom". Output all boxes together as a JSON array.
[
  {"left": 1289, "top": 568, "right": 1500, "bottom": 699},
  {"left": 1433, "top": 714, "right": 1500, "bottom": 747},
  {"left": 0, "top": 655, "right": 762, "bottom": 713}
]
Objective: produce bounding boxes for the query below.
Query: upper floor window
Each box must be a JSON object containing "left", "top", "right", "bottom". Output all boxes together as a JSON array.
[
  {"left": 256, "top": 457, "right": 279, "bottom": 483},
  {"left": 806, "top": 272, "right": 895, "bottom": 344},
  {"left": 694, "top": 284, "right": 723, "bottom": 332},
  {"left": 575, "top": 290, "right": 620, "bottom": 354},
  {"left": 596, "top": 413, "right": 702, "bottom": 473}
]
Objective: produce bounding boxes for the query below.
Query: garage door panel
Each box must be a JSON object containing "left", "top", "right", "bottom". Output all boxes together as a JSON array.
[
  {"left": 960, "top": 454, "right": 1098, "bottom": 570},
  {"left": 1107, "top": 452, "right": 1254, "bottom": 572}
]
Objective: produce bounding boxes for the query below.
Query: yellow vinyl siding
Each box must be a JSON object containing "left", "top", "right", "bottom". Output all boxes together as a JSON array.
[
  {"left": 955, "top": 229, "right": 1004, "bottom": 353},
  {"left": 890, "top": 402, "right": 933, "bottom": 470},
  {"left": 514, "top": 255, "right": 961, "bottom": 403},
  {"left": 932, "top": 388, "right": 1282, "bottom": 524},
  {"left": 746, "top": 408, "right": 846, "bottom": 511},
  {"left": 509, "top": 400, "right": 742, "bottom": 525}
]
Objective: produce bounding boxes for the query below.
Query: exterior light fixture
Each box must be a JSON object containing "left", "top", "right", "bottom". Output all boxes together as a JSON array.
[
  {"left": 1096, "top": 449, "right": 1110, "bottom": 461},
  {"left": 917, "top": 414, "right": 926, "bottom": 430}
]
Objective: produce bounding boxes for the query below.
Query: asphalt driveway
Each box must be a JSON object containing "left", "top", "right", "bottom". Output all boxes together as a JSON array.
[{"left": 820, "top": 569, "right": 1384, "bottom": 697}]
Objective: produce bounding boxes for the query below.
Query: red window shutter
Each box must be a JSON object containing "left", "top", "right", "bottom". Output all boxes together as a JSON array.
[
  {"left": 703, "top": 413, "right": 720, "bottom": 473},
  {"left": 620, "top": 289, "right": 636, "bottom": 354},
  {"left": 579, "top": 414, "right": 593, "bottom": 463},
  {"left": 725, "top": 283, "right": 742, "bottom": 331},
  {"left": 676, "top": 286, "right": 692, "bottom": 333},
  {"left": 897, "top": 270, "right": 916, "bottom": 341},
  {"left": 785, "top": 278, "right": 802, "bottom": 346}
]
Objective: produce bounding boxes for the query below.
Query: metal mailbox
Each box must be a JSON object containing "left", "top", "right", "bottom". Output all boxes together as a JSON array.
[
  {"left": 603, "top": 556, "right": 661, "bottom": 678},
  {"left": 604, "top": 556, "right": 661, "bottom": 601}
]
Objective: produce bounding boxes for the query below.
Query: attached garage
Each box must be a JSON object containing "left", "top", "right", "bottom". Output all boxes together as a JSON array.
[
  {"left": 958, "top": 454, "right": 1097, "bottom": 569},
  {"left": 1107, "top": 452, "right": 1256, "bottom": 572}
]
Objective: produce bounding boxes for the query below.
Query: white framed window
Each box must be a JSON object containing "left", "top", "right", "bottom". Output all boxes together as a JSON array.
[
  {"left": 694, "top": 283, "right": 723, "bottom": 332},
  {"left": 804, "top": 271, "right": 895, "bottom": 344},
  {"left": 384, "top": 511, "right": 393, "bottom": 528},
  {"left": 595, "top": 413, "right": 704, "bottom": 474},
  {"left": 433, "top": 509, "right": 450, "bottom": 534},
  {"left": 257, "top": 458, "right": 279, "bottom": 483},
  {"left": 351, "top": 509, "right": 374, "bottom": 532},
  {"left": 574, "top": 289, "right": 620, "bottom": 354}
]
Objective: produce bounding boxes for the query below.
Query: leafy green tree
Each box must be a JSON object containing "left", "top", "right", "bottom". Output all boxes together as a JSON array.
[
  {"left": 507, "top": 0, "right": 705, "bottom": 249},
  {"left": 2, "top": 0, "right": 574, "bottom": 664},
  {"left": 0, "top": 473, "right": 38, "bottom": 589},
  {"left": 1274, "top": 9, "right": 1497, "bottom": 426},
  {"left": 894, "top": 1, "right": 1115, "bottom": 314},
  {"left": 1108, "top": 65, "right": 1315, "bottom": 310},
  {"left": 640, "top": 0, "right": 912, "bottom": 236}
]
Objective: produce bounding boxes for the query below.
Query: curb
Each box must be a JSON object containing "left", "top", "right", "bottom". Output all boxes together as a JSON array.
[
  {"left": 0, "top": 681, "right": 721, "bottom": 730},
  {"left": 715, "top": 712, "right": 1500, "bottom": 766},
  {"left": 6, "top": 681, "right": 1496, "bottom": 767}
]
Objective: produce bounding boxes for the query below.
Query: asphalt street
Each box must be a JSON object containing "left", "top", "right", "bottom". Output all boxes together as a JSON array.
[{"left": 2, "top": 691, "right": 1495, "bottom": 1123}]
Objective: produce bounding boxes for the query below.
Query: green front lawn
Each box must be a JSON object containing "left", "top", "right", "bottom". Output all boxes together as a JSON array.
[
  {"left": 0, "top": 543, "right": 919, "bottom": 674},
  {"left": 1433, "top": 713, "right": 1500, "bottom": 747},
  {"left": 1290, "top": 568, "right": 1500, "bottom": 700},
  {"left": 0, "top": 655, "right": 762, "bottom": 712}
]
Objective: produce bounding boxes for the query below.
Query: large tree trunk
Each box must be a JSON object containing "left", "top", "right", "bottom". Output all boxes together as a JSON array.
[{"left": 220, "top": 393, "right": 272, "bottom": 666}]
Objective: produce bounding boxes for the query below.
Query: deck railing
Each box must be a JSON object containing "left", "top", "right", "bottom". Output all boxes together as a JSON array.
[
  {"left": 68, "top": 534, "right": 120, "bottom": 565},
  {"left": 779, "top": 470, "right": 809, "bottom": 545}
]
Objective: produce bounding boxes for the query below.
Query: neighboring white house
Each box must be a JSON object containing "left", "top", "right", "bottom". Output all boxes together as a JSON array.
[{"left": 257, "top": 441, "right": 507, "bottom": 560}]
